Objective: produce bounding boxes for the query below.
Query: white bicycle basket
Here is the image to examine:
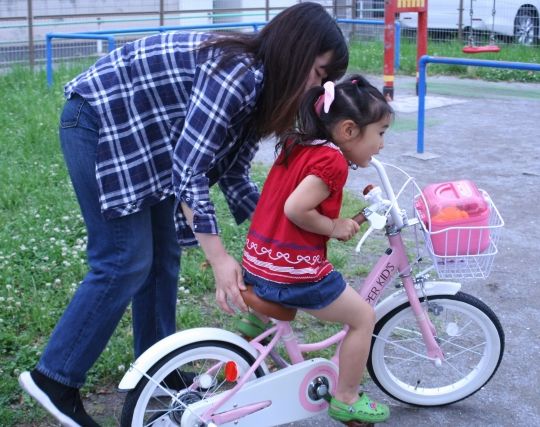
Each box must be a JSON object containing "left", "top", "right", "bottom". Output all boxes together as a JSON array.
[{"left": 415, "top": 190, "right": 504, "bottom": 280}]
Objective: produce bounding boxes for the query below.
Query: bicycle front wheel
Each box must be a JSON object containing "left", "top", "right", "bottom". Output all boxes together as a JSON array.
[
  {"left": 368, "top": 292, "right": 504, "bottom": 406},
  {"left": 121, "top": 341, "right": 265, "bottom": 426}
]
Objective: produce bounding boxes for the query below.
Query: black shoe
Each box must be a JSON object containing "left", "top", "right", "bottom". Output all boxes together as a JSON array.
[{"left": 19, "top": 370, "right": 101, "bottom": 427}]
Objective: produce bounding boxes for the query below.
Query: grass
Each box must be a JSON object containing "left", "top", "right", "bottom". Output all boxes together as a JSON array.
[
  {"left": 1, "top": 39, "right": 539, "bottom": 425},
  {"left": 349, "top": 38, "right": 540, "bottom": 83}
]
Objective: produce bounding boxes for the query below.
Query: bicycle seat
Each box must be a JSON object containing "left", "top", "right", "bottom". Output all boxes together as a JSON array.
[{"left": 240, "top": 285, "right": 297, "bottom": 321}]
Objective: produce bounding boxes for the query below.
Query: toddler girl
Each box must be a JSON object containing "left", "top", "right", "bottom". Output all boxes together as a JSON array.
[{"left": 242, "top": 75, "right": 393, "bottom": 424}]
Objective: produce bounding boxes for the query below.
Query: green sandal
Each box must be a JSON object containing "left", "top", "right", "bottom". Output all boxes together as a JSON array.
[
  {"left": 328, "top": 393, "right": 390, "bottom": 424},
  {"left": 235, "top": 312, "right": 272, "bottom": 338}
]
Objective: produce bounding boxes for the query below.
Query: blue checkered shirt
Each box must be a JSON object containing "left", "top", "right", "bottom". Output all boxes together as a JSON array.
[{"left": 65, "top": 31, "right": 265, "bottom": 246}]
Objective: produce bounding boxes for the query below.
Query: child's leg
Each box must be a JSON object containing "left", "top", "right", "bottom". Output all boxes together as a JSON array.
[{"left": 305, "top": 285, "right": 375, "bottom": 405}]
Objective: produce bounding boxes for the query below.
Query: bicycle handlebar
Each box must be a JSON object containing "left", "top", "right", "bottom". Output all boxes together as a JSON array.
[
  {"left": 369, "top": 157, "right": 404, "bottom": 229},
  {"left": 355, "top": 158, "right": 406, "bottom": 254}
]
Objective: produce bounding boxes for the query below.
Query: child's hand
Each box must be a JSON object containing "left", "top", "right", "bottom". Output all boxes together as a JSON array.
[{"left": 330, "top": 218, "right": 360, "bottom": 241}]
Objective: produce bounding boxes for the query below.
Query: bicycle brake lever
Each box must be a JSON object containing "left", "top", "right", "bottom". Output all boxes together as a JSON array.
[
  {"left": 355, "top": 225, "right": 374, "bottom": 254},
  {"left": 355, "top": 206, "right": 388, "bottom": 254},
  {"left": 366, "top": 211, "right": 387, "bottom": 230}
]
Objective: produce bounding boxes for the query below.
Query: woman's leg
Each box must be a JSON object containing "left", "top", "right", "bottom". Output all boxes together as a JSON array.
[
  {"left": 36, "top": 96, "right": 155, "bottom": 388},
  {"left": 305, "top": 285, "right": 375, "bottom": 404},
  {"left": 132, "top": 196, "right": 181, "bottom": 357}
]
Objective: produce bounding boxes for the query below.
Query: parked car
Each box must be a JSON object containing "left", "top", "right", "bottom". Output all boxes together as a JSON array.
[{"left": 399, "top": 0, "right": 540, "bottom": 45}]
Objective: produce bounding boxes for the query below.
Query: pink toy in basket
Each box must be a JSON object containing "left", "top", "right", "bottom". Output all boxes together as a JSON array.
[{"left": 416, "top": 180, "right": 491, "bottom": 256}]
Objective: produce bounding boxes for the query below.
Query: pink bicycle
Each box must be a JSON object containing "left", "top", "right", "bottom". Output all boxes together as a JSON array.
[{"left": 118, "top": 158, "right": 505, "bottom": 427}]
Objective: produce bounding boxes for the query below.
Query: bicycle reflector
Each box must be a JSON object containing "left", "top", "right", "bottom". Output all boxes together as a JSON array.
[{"left": 225, "top": 361, "right": 239, "bottom": 382}]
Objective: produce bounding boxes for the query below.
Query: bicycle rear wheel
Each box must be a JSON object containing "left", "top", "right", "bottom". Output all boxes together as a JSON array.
[
  {"left": 368, "top": 292, "right": 504, "bottom": 406},
  {"left": 121, "top": 341, "right": 265, "bottom": 426}
]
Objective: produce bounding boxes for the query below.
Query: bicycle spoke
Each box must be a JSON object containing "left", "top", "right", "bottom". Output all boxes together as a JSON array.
[{"left": 369, "top": 294, "right": 503, "bottom": 406}]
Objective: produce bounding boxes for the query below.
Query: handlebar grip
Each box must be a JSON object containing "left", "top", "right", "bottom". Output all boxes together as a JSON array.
[
  {"left": 351, "top": 211, "right": 367, "bottom": 225},
  {"left": 363, "top": 184, "right": 375, "bottom": 196}
]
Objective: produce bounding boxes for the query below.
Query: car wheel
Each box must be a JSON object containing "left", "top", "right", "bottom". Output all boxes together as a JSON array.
[{"left": 514, "top": 6, "right": 539, "bottom": 46}]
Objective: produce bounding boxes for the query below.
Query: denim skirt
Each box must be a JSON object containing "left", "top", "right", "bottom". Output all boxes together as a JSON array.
[{"left": 243, "top": 269, "right": 346, "bottom": 310}]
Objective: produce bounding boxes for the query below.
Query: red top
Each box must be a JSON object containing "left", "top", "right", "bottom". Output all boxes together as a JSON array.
[{"left": 243, "top": 141, "right": 348, "bottom": 284}]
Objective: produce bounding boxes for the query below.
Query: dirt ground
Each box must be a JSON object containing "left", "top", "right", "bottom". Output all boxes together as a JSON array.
[{"left": 25, "top": 73, "right": 540, "bottom": 427}]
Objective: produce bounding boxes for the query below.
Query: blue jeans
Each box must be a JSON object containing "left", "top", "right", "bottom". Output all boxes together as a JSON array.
[{"left": 37, "top": 94, "right": 181, "bottom": 388}]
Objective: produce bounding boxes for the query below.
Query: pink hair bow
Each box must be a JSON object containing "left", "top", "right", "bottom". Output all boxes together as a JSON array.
[{"left": 314, "top": 81, "right": 335, "bottom": 116}]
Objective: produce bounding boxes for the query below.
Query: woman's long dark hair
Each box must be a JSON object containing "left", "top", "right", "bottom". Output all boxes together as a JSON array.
[
  {"left": 200, "top": 2, "right": 348, "bottom": 137},
  {"left": 276, "top": 74, "right": 393, "bottom": 164}
]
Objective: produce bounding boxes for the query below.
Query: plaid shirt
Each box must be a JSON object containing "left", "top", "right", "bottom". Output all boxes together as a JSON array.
[{"left": 65, "top": 31, "right": 264, "bottom": 246}]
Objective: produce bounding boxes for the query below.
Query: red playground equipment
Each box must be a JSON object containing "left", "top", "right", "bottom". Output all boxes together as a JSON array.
[{"left": 383, "top": 0, "right": 428, "bottom": 100}]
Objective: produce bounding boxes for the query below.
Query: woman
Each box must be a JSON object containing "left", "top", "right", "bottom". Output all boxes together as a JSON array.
[{"left": 18, "top": 2, "right": 348, "bottom": 426}]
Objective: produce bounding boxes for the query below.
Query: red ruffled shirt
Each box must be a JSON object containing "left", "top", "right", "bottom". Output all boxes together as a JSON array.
[{"left": 243, "top": 140, "right": 348, "bottom": 284}]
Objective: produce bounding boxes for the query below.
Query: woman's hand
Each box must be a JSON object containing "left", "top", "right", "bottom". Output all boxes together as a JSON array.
[
  {"left": 209, "top": 252, "right": 248, "bottom": 314},
  {"left": 181, "top": 202, "right": 248, "bottom": 314}
]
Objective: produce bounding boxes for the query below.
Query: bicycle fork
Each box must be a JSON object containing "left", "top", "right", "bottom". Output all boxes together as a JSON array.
[
  {"left": 400, "top": 274, "right": 445, "bottom": 365},
  {"left": 363, "top": 233, "right": 445, "bottom": 365}
]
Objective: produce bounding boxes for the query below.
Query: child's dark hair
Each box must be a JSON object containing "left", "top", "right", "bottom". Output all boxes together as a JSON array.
[{"left": 276, "top": 74, "right": 393, "bottom": 163}]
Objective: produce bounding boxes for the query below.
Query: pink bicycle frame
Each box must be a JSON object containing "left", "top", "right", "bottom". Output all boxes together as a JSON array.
[
  {"left": 198, "top": 158, "right": 446, "bottom": 424},
  {"left": 358, "top": 231, "right": 445, "bottom": 362},
  {"left": 199, "top": 230, "right": 445, "bottom": 425}
]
